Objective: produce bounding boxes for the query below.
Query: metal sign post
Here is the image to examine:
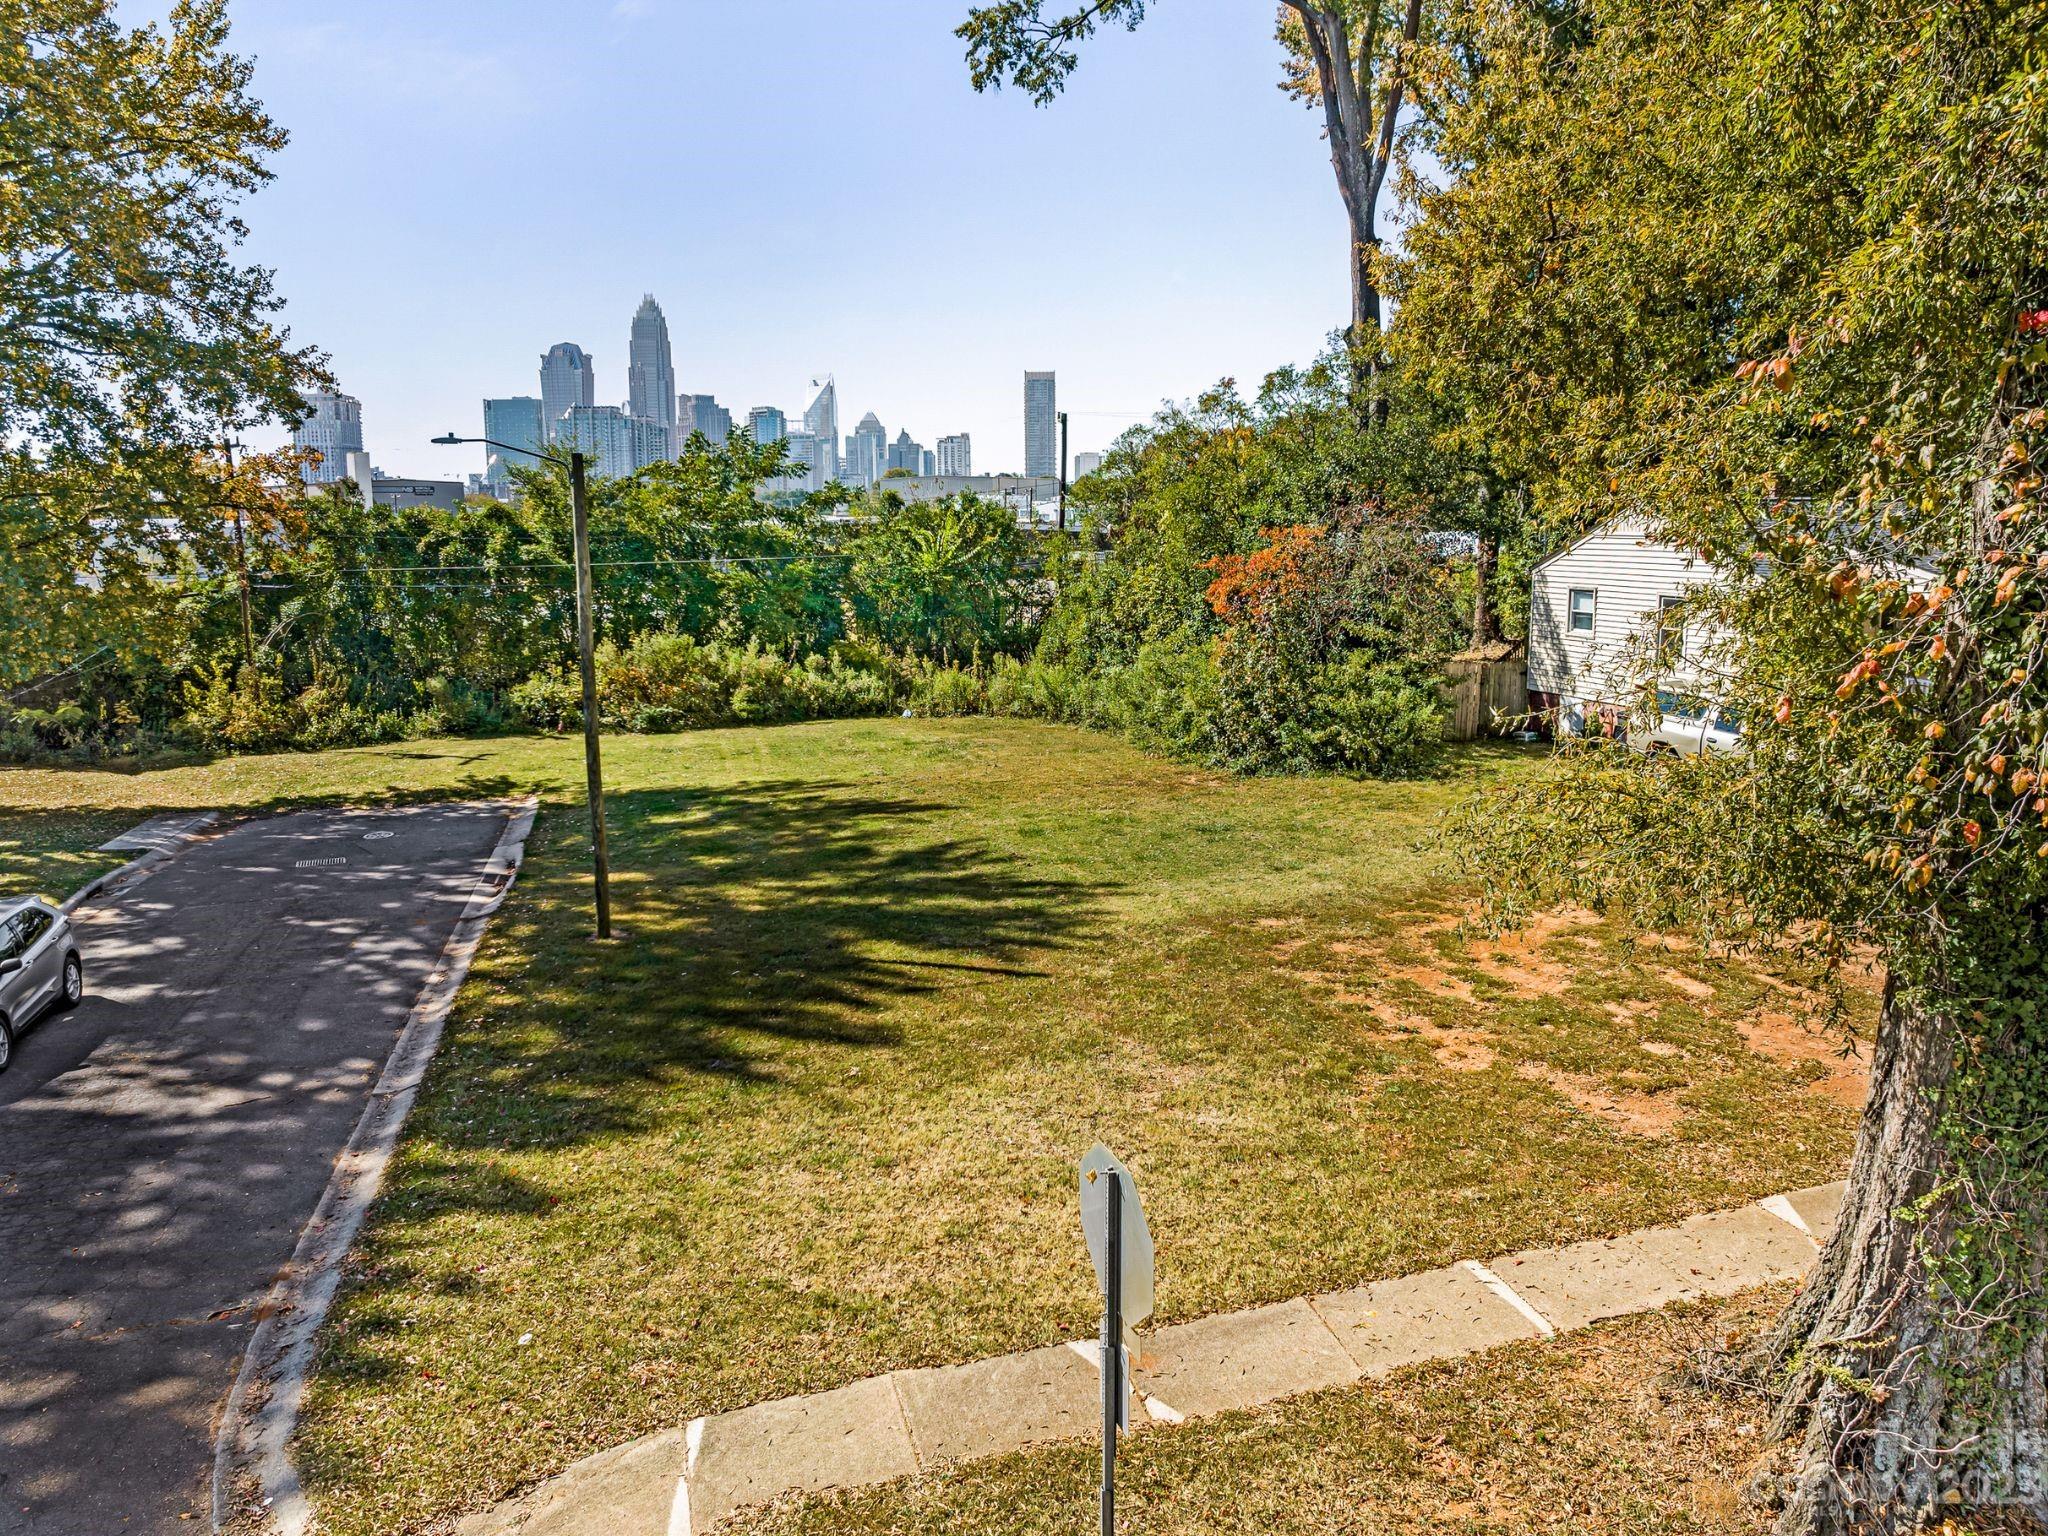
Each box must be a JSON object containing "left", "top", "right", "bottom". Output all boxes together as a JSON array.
[
  {"left": 1079, "top": 1145, "right": 1153, "bottom": 1536},
  {"left": 1102, "top": 1169, "right": 1120, "bottom": 1536}
]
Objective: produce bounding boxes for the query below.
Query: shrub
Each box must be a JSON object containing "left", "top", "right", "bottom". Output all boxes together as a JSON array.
[
  {"left": 178, "top": 663, "right": 300, "bottom": 752},
  {"left": 910, "top": 665, "right": 987, "bottom": 717},
  {"left": 509, "top": 671, "right": 581, "bottom": 731}
]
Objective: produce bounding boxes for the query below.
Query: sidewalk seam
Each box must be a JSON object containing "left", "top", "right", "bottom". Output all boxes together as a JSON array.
[
  {"left": 1459, "top": 1259, "right": 1558, "bottom": 1339},
  {"left": 1758, "top": 1194, "right": 1816, "bottom": 1238}
]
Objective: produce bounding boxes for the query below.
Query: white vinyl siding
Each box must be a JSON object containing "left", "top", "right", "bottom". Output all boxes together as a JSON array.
[{"left": 1528, "top": 517, "right": 1725, "bottom": 703}]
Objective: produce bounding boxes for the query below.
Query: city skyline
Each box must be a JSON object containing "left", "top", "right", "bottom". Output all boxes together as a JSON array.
[
  {"left": 213, "top": 2, "right": 1348, "bottom": 480},
  {"left": 451, "top": 293, "right": 1035, "bottom": 489}
]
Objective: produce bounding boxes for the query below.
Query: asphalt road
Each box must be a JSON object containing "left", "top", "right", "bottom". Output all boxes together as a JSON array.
[{"left": 0, "top": 803, "right": 517, "bottom": 1535}]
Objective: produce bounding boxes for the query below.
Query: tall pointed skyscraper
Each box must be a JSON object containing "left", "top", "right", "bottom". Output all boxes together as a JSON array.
[
  {"left": 803, "top": 378, "right": 838, "bottom": 482},
  {"left": 627, "top": 296, "right": 678, "bottom": 442}
]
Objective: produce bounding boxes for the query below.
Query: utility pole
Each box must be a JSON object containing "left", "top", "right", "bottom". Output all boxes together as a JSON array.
[
  {"left": 567, "top": 449, "right": 613, "bottom": 939},
  {"left": 435, "top": 430, "right": 615, "bottom": 938},
  {"left": 1058, "top": 410, "right": 1069, "bottom": 534},
  {"left": 223, "top": 439, "right": 255, "bottom": 663}
]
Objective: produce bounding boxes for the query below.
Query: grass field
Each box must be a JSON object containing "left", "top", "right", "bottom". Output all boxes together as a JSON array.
[{"left": 0, "top": 721, "right": 1866, "bottom": 1534}]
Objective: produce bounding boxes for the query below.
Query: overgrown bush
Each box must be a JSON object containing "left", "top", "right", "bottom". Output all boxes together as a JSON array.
[
  {"left": 178, "top": 663, "right": 301, "bottom": 753},
  {"left": 908, "top": 665, "right": 986, "bottom": 717}
]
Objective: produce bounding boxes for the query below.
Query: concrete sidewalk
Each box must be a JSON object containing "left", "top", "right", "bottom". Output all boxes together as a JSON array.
[{"left": 455, "top": 1181, "right": 1844, "bottom": 1536}]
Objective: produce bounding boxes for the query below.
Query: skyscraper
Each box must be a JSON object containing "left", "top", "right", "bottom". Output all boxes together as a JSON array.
[
  {"left": 748, "top": 406, "right": 788, "bottom": 446},
  {"left": 679, "top": 394, "right": 732, "bottom": 447},
  {"left": 803, "top": 379, "right": 839, "bottom": 482},
  {"left": 481, "top": 397, "right": 544, "bottom": 497},
  {"left": 629, "top": 416, "right": 671, "bottom": 469},
  {"left": 293, "top": 389, "right": 365, "bottom": 484},
  {"left": 783, "top": 431, "right": 831, "bottom": 492},
  {"left": 557, "top": 405, "right": 655, "bottom": 480},
  {"left": 846, "top": 412, "right": 887, "bottom": 486},
  {"left": 627, "top": 296, "right": 677, "bottom": 439},
  {"left": 887, "top": 429, "right": 925, "bottom": 475},
  {"left": 1024, "top": 371, "right": 1058, "bottom": 478},
  {"left": 1073, "top": 450, "right": 1105, "bottom": 479},
  {"left": 540, "top": 343, "right": 596, "bottom": 442},
  {"left": 937, "top": 434, "right": 972, "bottom": 476}
]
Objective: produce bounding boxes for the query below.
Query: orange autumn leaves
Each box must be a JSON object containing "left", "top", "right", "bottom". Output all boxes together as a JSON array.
[{"left": 1204, "top": 525, "right": 1325, "bottom": 622}]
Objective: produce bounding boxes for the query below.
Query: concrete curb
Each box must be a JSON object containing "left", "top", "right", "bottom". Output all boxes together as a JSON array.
[
  {"left": 457, "top": 1180, "right": 1847, "bottom": 1536},
  {"left": 57, "top": 811, "right": 221, "bottom": 913},
  {"left": 210, "top": 796, "right": 541, "bottom": 1536}
]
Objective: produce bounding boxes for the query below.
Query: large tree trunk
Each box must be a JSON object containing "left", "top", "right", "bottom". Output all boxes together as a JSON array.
[
  {"left": 1350, "top": 215, "right": 1382, "bottom": 353},
  {"left": 1471, "top": 533, "right": 1501, "bottom": 647},
  {"left": 1749, "top": 976, "right": 2048, "bottom": 1534}
]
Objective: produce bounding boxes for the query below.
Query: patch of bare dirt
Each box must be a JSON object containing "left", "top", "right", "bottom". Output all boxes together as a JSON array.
[
  {"left": 1359, "top": 1000, "right": 1496, "bottom": 1072},
  {"left": 1385, "top": 965, "right": 1479, "bottom": 1005},
  {"left": 1657, "top": 967, "right": 1716, "bottom": 1000},
  {"left": 1516, "top": 1062, "right": 1684, "bottom": 1137},
  {"left": 1736, "top": 1009, "right": 1870, "bottom": 1107}
]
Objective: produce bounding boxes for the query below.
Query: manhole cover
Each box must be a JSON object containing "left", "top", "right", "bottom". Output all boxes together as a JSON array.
[{"left": 363, "top": 831, "right": 395, "bottom": 841}]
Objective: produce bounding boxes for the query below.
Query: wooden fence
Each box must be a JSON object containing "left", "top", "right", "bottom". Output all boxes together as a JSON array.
[{"left": 1443, "top": 641, "right": 1528, "bottom": 740}]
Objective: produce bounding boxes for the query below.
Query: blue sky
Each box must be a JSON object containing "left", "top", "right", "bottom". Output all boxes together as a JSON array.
[{"left": 147, "top": 1, "right": 1361, "bottom": 476}]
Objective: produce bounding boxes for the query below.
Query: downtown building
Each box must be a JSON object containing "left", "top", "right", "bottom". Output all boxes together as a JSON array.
[
  {"left": 557, "top": 405, "right": 667, "bottom": 480},
  {"left": 803, "top": 379, "right": 839, "bottom": 483},
  {"left": 679, "top": 393, "right": 732, "bottom": 446},
  {"left": 747, "top": 406, "right": 788, "bottom": 446},
  {"left": 780, "top": 432, "right": 833, "bottom": 493},
  {"left": 936, "top": 434, "right": 972, "bottom": 476},
  {"left": 844, "top": 411, "right": 888, "bottom": 487},
  {"left": 627, "top": 296, "right": 678, "bottom": 445},
  {"left": 887, "top": 429, "right": 927, "bottom": 476},
  {"left": 539, "top": 342, "right": 596, "bottom": 443},
  {"left": 293, "top": 389, "right": 365, "bottom": 485},
  {"left": 481, "top": 397, "right": 544, "bottom": 497},
  {"left": 1023, "top": 371, "right": 1058, "bottom": 478}
]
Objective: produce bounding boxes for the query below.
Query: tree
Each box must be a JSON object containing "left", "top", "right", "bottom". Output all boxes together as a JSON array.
[
  {"left": 847, "top": 495, "right": 1033, "bottom": 661},
  {"left": 0, "top": 0, "right": 325, "bottom": 684},
  {"left": 957, "top": 0, "right": 1426, "bottom": 358},
  {"left": 1415, "top": 0, "right": 2048, "bottom": 1526}
]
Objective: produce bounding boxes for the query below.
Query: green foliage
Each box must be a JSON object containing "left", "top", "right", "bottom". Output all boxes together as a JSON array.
[
  {"left": 1407, "top": 0, "right": 2048, "bottom": 1500},
  {"left": 0, "top": 0, "right": 325, "bottom": 682},
  {"left": 846, "top": 494, "right": 1033, "bottom": 662}
]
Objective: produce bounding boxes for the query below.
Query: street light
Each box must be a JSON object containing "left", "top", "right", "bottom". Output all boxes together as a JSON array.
[{"left": 431, "top": 432, "right": 611, "bottom": 939}]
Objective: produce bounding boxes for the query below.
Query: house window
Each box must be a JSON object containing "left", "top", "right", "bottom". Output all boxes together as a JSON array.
[
  {"left": 1657, "top": 596, "right": 1685, "bottom": 666},
  {"left": 1568, "top": 588, "right": 1596, "bottom": 633}
]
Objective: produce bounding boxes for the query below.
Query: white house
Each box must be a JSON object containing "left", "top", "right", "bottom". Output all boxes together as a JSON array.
[{"left": 1527, "top": 515, "right": 1725, "bottom": 731}]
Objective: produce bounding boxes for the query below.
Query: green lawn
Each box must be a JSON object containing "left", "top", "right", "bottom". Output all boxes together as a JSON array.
[{"left": 0, "top": 721, "right": 1864, "bottom": 1534}]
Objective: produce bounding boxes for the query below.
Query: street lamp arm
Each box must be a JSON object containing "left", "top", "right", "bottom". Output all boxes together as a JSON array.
[{"left": 430, "top": 432, "right": 570, "bottom": 467}]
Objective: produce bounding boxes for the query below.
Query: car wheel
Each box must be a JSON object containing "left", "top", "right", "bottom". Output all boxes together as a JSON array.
[
  {"left": 0, "top": 1017, "right": 13, "bottom": 1074},
  {"left": 56, "top": 953, "right": 83, "bottom": 1012}
]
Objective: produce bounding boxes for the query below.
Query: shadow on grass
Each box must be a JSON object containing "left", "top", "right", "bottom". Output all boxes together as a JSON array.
[{"left": 406, "top": 778, "right": 1103, "bottom": 1158}]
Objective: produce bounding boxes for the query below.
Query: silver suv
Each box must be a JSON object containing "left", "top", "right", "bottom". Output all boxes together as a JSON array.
[
  {"left": 1636, "top": 691, "right": 1745, "bottom": 758},
  {"left": 0, "top": 897, "right": 83, "bottom": 1073}
]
